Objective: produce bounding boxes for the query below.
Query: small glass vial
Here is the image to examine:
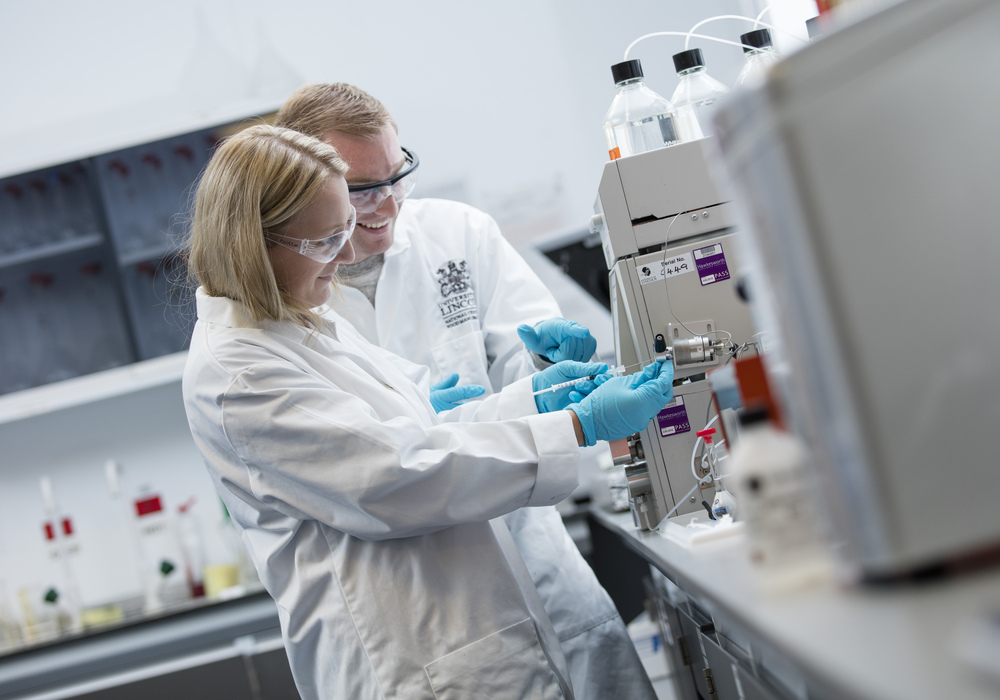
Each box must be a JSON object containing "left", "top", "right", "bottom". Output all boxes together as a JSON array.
[
  {"left": 603, "top": 59, "right": 679, "bottom": 160},
  {"left": 734, "top": 29, "right": 781, "bottom": 90},
  {"left": 670, "top": 49, "right": 730, "bottom": 141}
]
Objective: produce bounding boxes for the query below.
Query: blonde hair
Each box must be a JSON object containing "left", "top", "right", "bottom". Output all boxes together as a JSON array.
[
  {"left": 188, "top": 124, "right": 349, "bottom": 328},
  {"left": 274, "top": 83, "right": 397, "bottom": 140}
]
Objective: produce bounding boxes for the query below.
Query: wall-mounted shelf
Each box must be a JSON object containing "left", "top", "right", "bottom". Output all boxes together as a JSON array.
[
  {"left": 0, "top": 351, "right": 188, "bottom": 427},
  {"left": 0, "top": 233, "right": 105, "bottom": 270}
]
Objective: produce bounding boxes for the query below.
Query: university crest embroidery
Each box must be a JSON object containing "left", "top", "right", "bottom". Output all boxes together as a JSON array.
[{"left": 435, "top": 259, "right": 478, "bottom": 329}]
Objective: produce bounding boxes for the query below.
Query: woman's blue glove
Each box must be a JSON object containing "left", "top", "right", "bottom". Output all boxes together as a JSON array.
[
  {"left": 517, "top": 317, "right": 598, "bottom": 363},
  {"left": 430, "top": 373, "right": 485, "bottom": 413},
  {"left": 531, "top": 361, "right": 610, "bottom": 413},
  {"left": 569, "top": 360, "right": 675, "bottom": 446}
]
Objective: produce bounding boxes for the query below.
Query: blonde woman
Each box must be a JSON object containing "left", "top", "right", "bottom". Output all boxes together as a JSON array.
[
  {"left": 182, "top": 124, "right": 674, "bottom": 699},
  {"left": 275, "top": 83, "right": 659, "bottom": 700}
]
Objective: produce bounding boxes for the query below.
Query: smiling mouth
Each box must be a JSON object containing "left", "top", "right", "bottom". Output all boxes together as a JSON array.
[{"left": 358, "top": 220, "right": 390, "bottom": 230}]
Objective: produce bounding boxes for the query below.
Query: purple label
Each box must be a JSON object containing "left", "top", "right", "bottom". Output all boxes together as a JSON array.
[
  {"left": 655, "top": 396, "right": 691, "bottom": 437},
  {"left": 693, "top": 243, "right": 731, "bottom": 286}
]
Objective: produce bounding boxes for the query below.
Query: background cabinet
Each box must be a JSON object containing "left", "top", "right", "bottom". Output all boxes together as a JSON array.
[{"left": 0, "top": 120, "right": 260, "bottom": 396}]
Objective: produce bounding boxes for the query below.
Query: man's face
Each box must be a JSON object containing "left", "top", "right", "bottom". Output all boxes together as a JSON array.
[{"left": 321, "top": 125, "right": 406, "bottom": 264}]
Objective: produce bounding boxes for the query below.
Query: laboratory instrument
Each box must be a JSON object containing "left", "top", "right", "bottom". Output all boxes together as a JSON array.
[
  {"left": 714, "top": 0, "right": 1000, "bottom": 579},
  {"left": 669, "top": 49, "right": 730, "bottom": 141},
  {"left": 591, "top": 136, "right": 757, "bottom": 529},
  {"left": 603, "top": 59, "right": 679, "bottom": 161}
]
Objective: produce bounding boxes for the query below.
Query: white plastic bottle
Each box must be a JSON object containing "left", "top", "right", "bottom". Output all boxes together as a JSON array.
[
  {"left": 603, "top": 59, "right": 680, "bottom": 160},
  {"left": 728, "top": 408, "right": 830, "bottom": 591},
  {"left": 669, "top": 49, "right": 730, "bottom": 141},
  {"left": 734, "top": 29, "right": 781, "bottom": 90}
]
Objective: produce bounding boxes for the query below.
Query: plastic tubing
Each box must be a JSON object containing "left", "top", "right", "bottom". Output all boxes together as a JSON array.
[
  {"left": 624, "top": 14, "right": 809, "bottom": 59},
  {"left": 624, "top": 31, "right": 748, "bottom": 60},
  {"left": 690, "top": 414, "right": 721, "bottom": 481},
  {"left": 688, "top": 14, "right": 809, "bottom": 50},
  {"left": 653, "top": 475, "right": 714, "bottom": 529}
]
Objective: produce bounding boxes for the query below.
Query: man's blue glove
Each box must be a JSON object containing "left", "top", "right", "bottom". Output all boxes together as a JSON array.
[
  {"left": 531, "top": 360, "right": 610, "bottom": 413},
  {"left": 517, "top": 318, "right": 598, "bottom": 363},
  {"left": 568, "top": 360, "right": 675, "bottom": 446},
  {"left": 429, "top": 373, "right": 485, "bottom": 413}
]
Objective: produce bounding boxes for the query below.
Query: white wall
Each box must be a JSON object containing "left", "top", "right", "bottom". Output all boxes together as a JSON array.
[{"left": 0, "top": 0, "right": 815, "bottom": 245}]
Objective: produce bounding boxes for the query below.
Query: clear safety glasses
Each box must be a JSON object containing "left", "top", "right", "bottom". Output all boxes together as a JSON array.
[
  {"left": 267, "top": 205, "right": 356, "bottom": 263},
  {"left": 347, "top": 147, "right": 419, "bottom": 213}
]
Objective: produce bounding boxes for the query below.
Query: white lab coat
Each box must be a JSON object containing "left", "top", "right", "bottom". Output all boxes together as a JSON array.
[
  {"left": 183, "top": 290, "right": 581, "bottom": 700},
  {"left": 327, "top": 198, "right": 656, "bottom": 700}
]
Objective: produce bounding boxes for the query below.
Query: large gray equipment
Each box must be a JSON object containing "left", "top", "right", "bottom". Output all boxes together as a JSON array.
[
  {"left": 714, "top": 0, "right": 1000, "bottom": 579},
  {"left": 592, "top": 139, "right": 756, "bottom": 530}
]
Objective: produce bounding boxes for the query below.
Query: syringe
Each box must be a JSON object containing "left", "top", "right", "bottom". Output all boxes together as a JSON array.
[
  {"left": 531, "top": 356, "right": 680, "bottom": 396},
  {"left": 530, "top": 364, "right": 628, "bottom": 396}
]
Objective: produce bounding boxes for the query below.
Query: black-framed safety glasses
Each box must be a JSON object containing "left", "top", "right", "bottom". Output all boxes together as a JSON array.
[{"left": 347, "top": 147, "right": 419, "bottom": 213}]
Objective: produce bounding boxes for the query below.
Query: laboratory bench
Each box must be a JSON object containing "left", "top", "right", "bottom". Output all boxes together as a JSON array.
[
  {"left": 589, "top": 507, "right": 1000, "bottom": 700},
  {"left": 0, "top": 591, "right": 297, "bottom": 700}
]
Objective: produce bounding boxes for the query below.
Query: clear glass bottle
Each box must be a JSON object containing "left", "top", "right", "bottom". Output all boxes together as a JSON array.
[
  {"left": 670, "top": 48, "right": 731, "bottom": 141},
  {"left": 734, "top": 29, "right": 781, "bottom": 90},
  {"left": 603, "top": 59, "right": 679, "bottom": 160}
]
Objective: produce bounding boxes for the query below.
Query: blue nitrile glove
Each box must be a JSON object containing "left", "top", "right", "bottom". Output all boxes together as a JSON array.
[
  {"left": 569, "top": 360, "right": 675, "bottom": 446},
  {"left": 429, "top": 373, "right": 485, "bottom": 413},
  {"left": 517, "top": 317, "right": 598, "bottom": 363},
  {"left": 531, "top": 361, "right": 610, "bottom": 413}
]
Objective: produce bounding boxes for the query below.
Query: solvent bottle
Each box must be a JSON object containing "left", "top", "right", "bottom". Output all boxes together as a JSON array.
[
  {"left": 727, "top": 407, "right": 831, "bottom": 592},
  {"left": 734, "top": 29, "right": 781, "bottom": 90},
  {"left": 603, "top": 59, "right": 679, "bottom": 160},
  {"left": 670, "top": 49, "right": 730, "bottom": 141}
]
